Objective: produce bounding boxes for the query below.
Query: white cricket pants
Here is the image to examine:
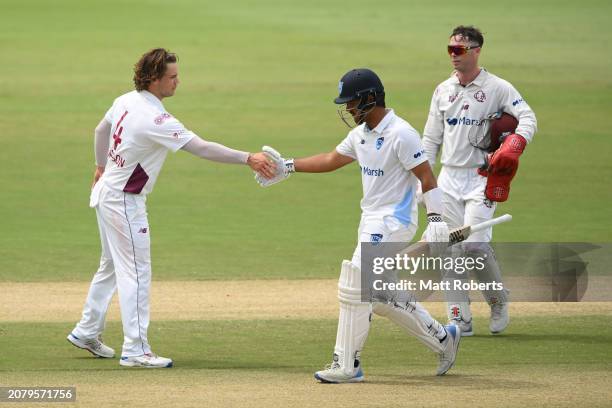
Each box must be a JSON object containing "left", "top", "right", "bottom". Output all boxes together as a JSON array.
[
  {"left": 73, "top": 182, "right": 152, "bottom": 357},
  {"left": 438, "top": 166, "right": 496, "bottom": 239},
  {"left": 438, "top": 166, "right": 507, "bottom": 310}
]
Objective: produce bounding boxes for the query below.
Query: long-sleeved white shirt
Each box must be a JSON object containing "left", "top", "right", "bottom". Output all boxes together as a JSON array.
[{"left": 422, "top": 69, "right": 537, "bottom": 168}]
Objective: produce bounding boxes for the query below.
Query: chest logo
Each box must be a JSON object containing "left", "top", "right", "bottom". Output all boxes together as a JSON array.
[
  {"left": 474, "top": 90, "right": 486, "bottom": 102},
  {"left": 448, "top": 92, "right": 459, "bottom": 103},
  {"left": 370, "top": 234, "right": 383, "bottom": 244},
  {"left": 376, "top": 137, "right": 385, "bottom": 150}
]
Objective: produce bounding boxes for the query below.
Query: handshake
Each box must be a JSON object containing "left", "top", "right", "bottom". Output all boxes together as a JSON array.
[{"left": 251, "top": 146, "right": 295, "bottom": 187}]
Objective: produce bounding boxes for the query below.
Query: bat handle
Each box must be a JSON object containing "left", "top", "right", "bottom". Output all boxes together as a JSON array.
[{"left": 470, "top": 213, "right": 513, "bottom": 233}]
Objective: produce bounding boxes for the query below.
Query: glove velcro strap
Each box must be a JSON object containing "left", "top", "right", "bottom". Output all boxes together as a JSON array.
[
  {"left": 285, "top": 158, "right": 295, "bottom": 173},
  {"left": 427, "top": 214, "right": 443, "bottom": 223}
]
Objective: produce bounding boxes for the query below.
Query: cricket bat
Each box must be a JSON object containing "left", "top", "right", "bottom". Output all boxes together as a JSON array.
[{"left": 397, "top": 214, "right": 513, "bottom": 257}]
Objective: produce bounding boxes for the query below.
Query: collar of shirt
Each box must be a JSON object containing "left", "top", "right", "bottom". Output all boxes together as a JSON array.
[
  {"left": 364, "top": 109, "right": 395, "bottom": 135},
  {"left": 450, "top": 68, "right": 488, "bottom": 88},
  {"left": 140, "top": 90, "right": 166, "bottom": 110}
]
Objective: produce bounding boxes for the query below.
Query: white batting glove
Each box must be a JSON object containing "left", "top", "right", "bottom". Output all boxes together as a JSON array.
[
  {"left": 255, "top": 145, "right": 295, "bottom": 187},
  {"left": 424, "top": 214, "right": 450, "bottom": 255}
]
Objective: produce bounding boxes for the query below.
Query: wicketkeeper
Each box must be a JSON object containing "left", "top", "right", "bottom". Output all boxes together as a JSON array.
[{"left": 422, "top": 25, "right": 537, "bottom": 335}]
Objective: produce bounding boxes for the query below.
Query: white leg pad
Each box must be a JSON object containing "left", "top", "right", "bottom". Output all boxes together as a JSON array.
[
  {"left": 373, "top": 301, "right": 444, "bottom": 353},
  {"left": 334, "top": 260, "right": 371, "bottom": 374}
]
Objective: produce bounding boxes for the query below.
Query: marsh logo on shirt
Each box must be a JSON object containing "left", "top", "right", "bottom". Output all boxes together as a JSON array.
[
  {"left": 446, "top": 117, "right": 486, "bottom": 126},
  {"left": 361, "top": 166, "right": 384, "bottom": 177},
  {"left": 376, "top": 137, "right": 385, "bottom": 150}
]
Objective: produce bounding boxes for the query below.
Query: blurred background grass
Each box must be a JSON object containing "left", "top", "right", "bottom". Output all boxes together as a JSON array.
[{"left": 1, "top": 0, "right": 611, "bottom": 281}]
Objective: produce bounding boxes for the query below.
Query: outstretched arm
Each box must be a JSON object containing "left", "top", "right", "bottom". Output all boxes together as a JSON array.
[
  {"left": 294, "top": 150, "right": 354, "bottom": 173},
  {"left": 181, "top": 136, "right": 276, "bottom": 178},
  {"left": 254, "top": 147, "right": 354, "bottom": 187}
]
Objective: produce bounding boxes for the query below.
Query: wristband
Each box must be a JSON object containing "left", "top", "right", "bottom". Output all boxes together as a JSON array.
[{"left": 285, "top": 158, "right": 295, "bottom": 173}]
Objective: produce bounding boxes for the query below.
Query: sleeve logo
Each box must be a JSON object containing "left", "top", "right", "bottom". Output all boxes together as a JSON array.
[{"left": 154, "top": 113, "right": 173, "bottom": 125}]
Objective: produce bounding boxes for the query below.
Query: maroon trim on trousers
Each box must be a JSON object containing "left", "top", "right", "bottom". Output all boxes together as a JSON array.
[{"left": 123, "top": 163, "right": 149, "bottom": 194}]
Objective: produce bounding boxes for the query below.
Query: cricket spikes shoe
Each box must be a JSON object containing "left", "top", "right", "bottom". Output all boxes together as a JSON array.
[
  {"left": 437, "top": 324, "right": 461, "bottom": 376},
  {"left": 67, "top": 332, "right": 115, "bottom": 358},
  {"left": 119, "top": 353, "right": 173, "bottom": 368},
  {"left": 490, "top": 302, "right": 510, "bottom": 334},
  {"left": 450, "top": 317, "right": 474, "bottom": 337},
  {"left": 314, "top": 361, "right": 364, "bottom": 383}
]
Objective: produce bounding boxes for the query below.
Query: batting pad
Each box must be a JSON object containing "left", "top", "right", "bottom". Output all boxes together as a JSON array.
[
  {"left": 373, "top": 301, "right": 444, "bottom": 353},
  {"left": 334, "top": 260, "right": 371, "bottom": 374}
]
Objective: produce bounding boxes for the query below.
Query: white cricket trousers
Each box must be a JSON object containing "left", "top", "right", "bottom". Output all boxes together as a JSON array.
[
  {"left": 73, "top": 182, "right": 152, "bottom": 357},
  {"left": 437, "top": 166, "right": 496, "bottom": 240},
  {"left": 438, "top": 166, "right": 508, "bottom": 311}
]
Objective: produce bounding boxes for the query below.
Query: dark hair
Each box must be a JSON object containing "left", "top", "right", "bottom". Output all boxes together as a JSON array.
[
  {"left": 133, "top": 48, "right": 178, "bottom": 91},
  {"left": 450, "top": 25, "right": 484, "bottom": 47}
]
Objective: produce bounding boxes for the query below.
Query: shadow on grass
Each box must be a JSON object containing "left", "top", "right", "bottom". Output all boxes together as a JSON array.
[{"left": 363, "top": 373, "right": 539, "bottom": 390}]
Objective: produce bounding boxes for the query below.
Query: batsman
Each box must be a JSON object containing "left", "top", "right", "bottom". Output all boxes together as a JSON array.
[
  {"left": 422, "top": 25, "right": 537, "bottom": 335},
  {"left": 255, "top": 68, "right": 461, "bottom": 383}
]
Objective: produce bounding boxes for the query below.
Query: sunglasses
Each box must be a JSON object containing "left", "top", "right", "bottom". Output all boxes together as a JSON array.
[{"left": 447, "top": 45, "right": 480, "bottom": 56}]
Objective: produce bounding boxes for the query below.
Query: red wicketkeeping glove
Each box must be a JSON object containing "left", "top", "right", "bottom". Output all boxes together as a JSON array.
[{"left": 478, "top": 134, "right": 527, "bottom": 202}]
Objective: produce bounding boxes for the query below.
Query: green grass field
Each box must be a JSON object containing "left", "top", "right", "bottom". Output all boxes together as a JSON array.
[{"left": 1, "top": 0, "right": 611, "bottom": 407}]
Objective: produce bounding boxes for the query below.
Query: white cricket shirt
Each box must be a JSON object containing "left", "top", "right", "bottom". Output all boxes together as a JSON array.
[
  {"left": 423, "top": 69, "right": 537, "bottom": 168},
  {"left": 336, "top": 109, "right": 427, "bottom": 226},
  {"left": 100, "top": 90, "right": 195, "bottom": 195}
]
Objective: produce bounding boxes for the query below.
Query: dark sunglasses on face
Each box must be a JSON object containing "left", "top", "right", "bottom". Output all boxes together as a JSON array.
[{"left": 447, "top": 45, "right": 480, "bottom": 56}]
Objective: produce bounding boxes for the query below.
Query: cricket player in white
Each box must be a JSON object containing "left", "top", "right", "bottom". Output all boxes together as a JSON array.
[
  {"left": 67, "top": 48, "right": 275, "bottom": 367},
  {"left": 423, "top": 26, "right": 537, "bottom": 335},
  {"left": 256, "top": 69, "right": 461, "bottom": 383}
]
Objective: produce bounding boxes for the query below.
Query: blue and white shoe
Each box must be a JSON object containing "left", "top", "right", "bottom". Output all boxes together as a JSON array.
[
  {"left": 437, "top": 324, "right": 461, "bottom": 376},
  {"left": 67, "top": 332, "right": 115, "bottom": 358},
  {"left": 314, "top": 362, "right": 364, "bottom": 383},
  {"left": 450, "top": 317, "right": 474, "bottom": 337},
  {"left": 120, "top": 353, "right": 173, "bottom": 368}
]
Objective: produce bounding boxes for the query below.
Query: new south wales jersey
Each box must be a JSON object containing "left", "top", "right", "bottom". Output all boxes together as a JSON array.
[
  {"left": 336, "top": 109, "right": 427, "bottom": 226},
  {"left": 101, "top": 90, "right": 195, "bottom": 195}
]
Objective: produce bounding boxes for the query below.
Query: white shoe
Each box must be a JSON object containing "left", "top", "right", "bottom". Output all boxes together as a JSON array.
[
  {"left": 314, "top": 362, "right": 364, "bottom": 383},
  {"left": 490, "top": 302, "right": 510, "bottom": 334},
  {"left": 119, "top": 353, "right": 173, "bottom": 368},
  {"left": 450, "top": 317, "right": 474, "bottom": 337},
  {"left": 437, "top": 325, "right": 461, "bottom": 376},
  {"left": 67, "top": 333, "right": 115, "bottom": 358}
]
